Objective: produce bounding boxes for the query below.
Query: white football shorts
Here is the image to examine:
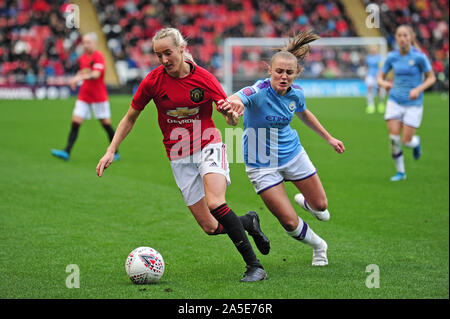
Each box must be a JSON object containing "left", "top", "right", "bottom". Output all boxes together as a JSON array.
[
  {"left": 246, "top": 148, "right": 317, "bottom": 194},
  {"left": 73, "top": 100, "right": 111, "bottom": 120},
  {"left": 365, "top": 75, "right": 377, "bottom": 88},
  {"left": 384, "top": 99, "right": 423, "bottom": 128},
  {"left": 170, "top": 142, "right": 231, "bottom": 206}
]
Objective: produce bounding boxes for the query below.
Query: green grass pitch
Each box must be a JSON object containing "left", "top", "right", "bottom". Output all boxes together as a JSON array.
[{"left": 0, "top": 93, "right": 448, "bottom": 299}]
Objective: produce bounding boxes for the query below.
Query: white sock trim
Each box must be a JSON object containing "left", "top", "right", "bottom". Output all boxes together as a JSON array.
[
  {"left": 286, "top": 217, "right": 323, "bottom": 248},
  {"left": 285, "top": 217, "right": 304, "bottom": 238}
]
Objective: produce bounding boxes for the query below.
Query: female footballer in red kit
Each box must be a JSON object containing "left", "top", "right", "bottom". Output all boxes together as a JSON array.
[
  {"left": 52, "top": 32, "right": 119, "bottom": 161},
  {"left": 96, "top": 28, "right": 269, "bottom": 282}
]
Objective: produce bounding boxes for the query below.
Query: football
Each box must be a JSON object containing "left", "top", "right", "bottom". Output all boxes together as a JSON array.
[{"left": 125, "top": 246, "right": 165, "bottom": 284}]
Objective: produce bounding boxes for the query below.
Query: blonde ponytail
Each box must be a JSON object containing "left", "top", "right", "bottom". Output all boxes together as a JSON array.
[
  {"left": 277, "top": 30, "right": 319, "bottom": 60},
  {"left": 270, "top": 30, "right": 319, "bottom": 74}
]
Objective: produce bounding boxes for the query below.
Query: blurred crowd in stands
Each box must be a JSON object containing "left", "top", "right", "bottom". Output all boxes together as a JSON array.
[
  {"left": 0, "top": 0, "right": 81, "bottom": 86},
  {"left": 94, "top": 0, "right": 357, "bottom": 84},
  {"left": 0, "top": 0, "right": 448, "bottom": 91}
]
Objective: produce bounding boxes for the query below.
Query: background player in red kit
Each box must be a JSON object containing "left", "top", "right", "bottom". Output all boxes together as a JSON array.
[
  {"left": 96, "top": 27, "right": 269, "bottom": 282},
  {"left": 51, "top": 32, "right": 119, "bottom": 161}
]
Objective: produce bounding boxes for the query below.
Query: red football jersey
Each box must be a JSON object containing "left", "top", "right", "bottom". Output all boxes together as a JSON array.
[
  {"left": 131, "top": 61, "right": 227, "bottom": 160},
  {"left": 77, "top": 50, "right": 108, "bottom": 103}
]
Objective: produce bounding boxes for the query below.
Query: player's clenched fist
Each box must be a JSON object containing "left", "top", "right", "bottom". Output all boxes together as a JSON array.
[{"left": 217, "top": 99, "right": 244, "bottom": 117}]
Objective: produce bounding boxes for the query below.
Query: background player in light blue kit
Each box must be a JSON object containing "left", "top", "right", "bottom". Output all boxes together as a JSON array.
[
  {"left": 220, "top": 31, "right": 345, "bottom": 267},
  {"left": 377, "top": 25, "right": 436, "bottom": 182},
  {"left": 364, "top": 46, "right": 386, "bottom": 114}
]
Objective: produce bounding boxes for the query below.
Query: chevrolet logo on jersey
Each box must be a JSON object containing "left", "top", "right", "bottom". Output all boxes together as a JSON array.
[{"left": 166, "top": 107, "right": 199, "bottom": 118}]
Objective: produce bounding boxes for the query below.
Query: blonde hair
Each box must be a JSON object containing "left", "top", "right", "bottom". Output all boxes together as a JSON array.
[
  {"left": 152, "top": 27, "right": 195, "bottom": 63},
  {"left": 271, "top": 30, "right": 320, "bottom": 74},
  {"left": 83, "top": 32, "right": 98, "bottom": 43}
]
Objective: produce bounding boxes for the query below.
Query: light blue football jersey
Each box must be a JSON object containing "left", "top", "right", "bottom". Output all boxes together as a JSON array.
[
  {"left": 366, "top": 53, "right": 382, "bottom": 77},
  {"left": 236, "top": 78, "right": 306, "bottom": 168},
  {"left": 382, "top": 48, "right": 432, "bottom": 106}
]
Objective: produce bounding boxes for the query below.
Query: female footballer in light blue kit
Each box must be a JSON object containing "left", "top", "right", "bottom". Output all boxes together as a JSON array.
[
  {"left": 220, "top": 31, "right": 345, "bottom": 266},
  {"left": 377, "top": 25, "right": 436, "bottom": 181},
  {"left": 365, "top": 46, "right": 386, "bottom": 114}
]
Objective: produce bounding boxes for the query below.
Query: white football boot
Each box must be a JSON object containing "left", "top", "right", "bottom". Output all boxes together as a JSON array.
[{"left": 312, "top": 239, "right": 328, "bottom": 266}]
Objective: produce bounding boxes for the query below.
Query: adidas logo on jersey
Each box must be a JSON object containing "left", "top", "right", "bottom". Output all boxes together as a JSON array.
[{"left": 209, "top": 162, "right": 218, "bottom": 167}]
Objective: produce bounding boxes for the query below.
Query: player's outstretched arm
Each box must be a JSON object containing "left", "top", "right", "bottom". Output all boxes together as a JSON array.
[
  {"left": 69, "top": 70, "right": 102, "bottom": 90},
  {"left": 227, "top": 95, "right": 245, "bottom": 117},
  {"left": 216, "top": 95, "right": 243, "bottom": 126},
  {"left": 69, "top": 70, "right": 83, "bottom": 90},
  {"left": 96, "top": 106, "right": 141, "bottom": 177},
  {"left": 296, "top": 110, "right": 345, "bottom": 154}
]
